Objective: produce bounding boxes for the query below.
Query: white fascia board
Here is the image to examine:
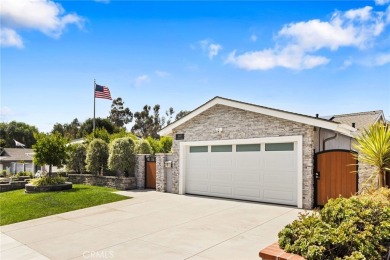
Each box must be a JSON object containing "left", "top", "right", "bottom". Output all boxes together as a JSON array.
[{"left": 159, "top": 97, "right": 355, "bottom": 137}]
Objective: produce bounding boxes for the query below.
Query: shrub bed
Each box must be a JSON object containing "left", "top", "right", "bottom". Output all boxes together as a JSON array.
[{"left": 278, "top": 188, "right": 390, "bottom": 259}]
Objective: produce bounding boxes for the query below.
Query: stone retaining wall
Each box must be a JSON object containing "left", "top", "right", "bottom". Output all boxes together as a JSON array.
[
  {"left": 67, "top": 174, "right": 136, "bottom": 190},
  {"left": 0, "top": 180, "right": 30, "bottom": 192}
]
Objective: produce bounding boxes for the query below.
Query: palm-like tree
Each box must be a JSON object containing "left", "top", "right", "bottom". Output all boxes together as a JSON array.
[{"left": 353, "top": 122, "right": 390, "bottom": 188}]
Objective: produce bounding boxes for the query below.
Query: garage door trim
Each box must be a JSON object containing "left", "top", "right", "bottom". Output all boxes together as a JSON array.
[{"left": 179, "top": 135, "right": 303, "bottom": 208}]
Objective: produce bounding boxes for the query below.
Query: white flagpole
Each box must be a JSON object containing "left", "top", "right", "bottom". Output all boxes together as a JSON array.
[{"left": 93, "top": 79, "right": 96, "bottom": 135}]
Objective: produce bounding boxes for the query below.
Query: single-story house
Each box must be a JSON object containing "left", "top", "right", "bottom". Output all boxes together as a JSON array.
[
  {"left": 158, "top": 96, "right": 386, "bottom": 209},
  {"left": 0, "top": 148, "right": 35, "bottom": 173}
]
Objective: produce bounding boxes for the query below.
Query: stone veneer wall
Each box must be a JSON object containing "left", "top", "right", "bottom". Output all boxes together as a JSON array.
[
  {"left": 68, "top": 174, "right": 136, "bottom": 190},
  {"left": 156, "top": 153, "right": 173, "bottom": 192},
  {"left": 170, "top": 104, "right": 315, "bottom": 209},
  {"left": 135, "top": 154, "right": 146, "bottom": 189}
]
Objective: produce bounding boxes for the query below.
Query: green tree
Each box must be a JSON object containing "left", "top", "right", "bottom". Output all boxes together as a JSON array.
[
  {"left": 108, "top": 137, "right": 136, "bottom": 177},
  {"left": 135, "top": 139, "right": 152, "bottom": 154},
  {"left": 79, "top": 118, "right": 118, "bottom": 136},
  {"left": 159, "top": 136, "right": 173, "bottom": 153},
  {"left": 109, "top": 128, "right": 138, "bottom": 142},
  {"left": 175, "top": 110, "right": 190, "bottom": 121},
  {"left": 132, "top": 104, "right": 174, "bottom": 138},
  {"left": 353, "top": 123, "right": 390, "bottom": 188},
  {"left": 33, "top": 133, "right": 68, "bottom": 176},
  {"left": 146, "top": 136, "right": 161, "bottom": 154},
  {"left": 86, "top": 139, "right": 109, "bottom": 175},
  {"left": 85, "top": 128, "right": 111, "bottom": 143},
  {"left": 108, "top": 97, "right": 133, "bottom": 127},
  {"left": 0, "top": 121, "right": 39, "bottom": 148},
  {"left": 66, "top": 143, "right": 87, "bottom": 174}
]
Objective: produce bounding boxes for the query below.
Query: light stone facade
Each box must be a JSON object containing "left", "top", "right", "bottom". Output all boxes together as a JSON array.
[
  {"left": 135, "top": 154, "right": 146, "bottom": 189},
  {"left": 169, "top": 104, "right": 315, "bottom": 209}
]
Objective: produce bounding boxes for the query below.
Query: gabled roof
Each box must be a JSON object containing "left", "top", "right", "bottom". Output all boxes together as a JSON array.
[
  {"left": 159, "top": 96, "right": 356, "bottom": 137},
  {"left": 0, "top": 148, "right": 34, "bottom": 162},
  {"left": 330, "top": 110, "right": 384, "bottom": 132}
]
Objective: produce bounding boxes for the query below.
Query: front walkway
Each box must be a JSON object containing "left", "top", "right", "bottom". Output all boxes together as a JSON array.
[{"left": 1, "top": 190, "right": 305, "bottom": 260}]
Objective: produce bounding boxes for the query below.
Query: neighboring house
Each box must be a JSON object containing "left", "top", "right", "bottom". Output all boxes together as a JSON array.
[
  {"left": 0, "top": 148, "right": 35, "bottom": 173},
  {"left": 158, "top": 96, "right": 384, "bottom": 209}
]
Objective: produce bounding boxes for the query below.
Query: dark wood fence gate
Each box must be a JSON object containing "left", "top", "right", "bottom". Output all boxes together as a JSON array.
[
  {"left": 314, "top": 150, "right": 358, "bottom": 207},
  {"left": 145, "top": 155, "right": 156, "bottom": 189}
]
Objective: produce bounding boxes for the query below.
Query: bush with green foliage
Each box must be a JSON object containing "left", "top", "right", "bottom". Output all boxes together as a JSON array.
[
  {"left": 109, "top": 129, "right": 138, "bottom": 142},
  {"left": 15, "top": 171, "right": 34, "bottom": 178},
  {"left": 33, "top": 132, "right": 68, "bottom": 176},
  {"left": 108, "top": 137, "right": 135, "bottom": 177},
  {"left": 66, "top": 143, "right": 87, "bottom": 174},
  {"left": 85, "top": 139, "right": 109, "bottom": 175},
  {"left": 85, "top": 128, "right": 111, "bottom": 144},
  {"left": 135, "top": 139, "right": 152, "bottom": 154},
  {"left": 30, "top": 176, "right": 66, "bottom": 186},
  {"left": 146, "top": 136, "right": 161, "bottom": 154},
  {"left": 278, "top": 188, "right": 390, "bottom": 259},
  {"left": 159, "top": 136, "right": 172, "bottom": 153}
]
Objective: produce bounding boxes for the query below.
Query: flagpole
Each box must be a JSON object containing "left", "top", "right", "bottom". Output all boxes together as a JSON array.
[{"left": 93, "top": 79, "right": 96, "bottom": 135}]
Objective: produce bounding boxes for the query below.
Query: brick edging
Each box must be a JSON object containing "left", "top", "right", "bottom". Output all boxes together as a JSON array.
[{"left": 259, "top": 242, "right": 305, "bottom": 260}]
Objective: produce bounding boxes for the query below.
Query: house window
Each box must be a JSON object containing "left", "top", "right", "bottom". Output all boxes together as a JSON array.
[
  {"left": 190, "top": 146, "right": 208, "bottom": 153},
  {"left": 265, "top": 143, "right": 294, "bottom": 151},
  {"left": 236, "top": 144, "right": 261, "bottom": 152},
  {"left": 211, "top": 145, "right": 232, "bottom": 152}
]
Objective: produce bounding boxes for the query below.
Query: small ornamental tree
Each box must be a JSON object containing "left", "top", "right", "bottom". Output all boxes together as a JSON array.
[
  {"left": 108, "top": 137, "right": 135, "bottom": 177},
  {"left": 353, "top": 122, "right": 390, "bottom": 188},
  {"left": 86, "top": 138, "right": 109, "bottom": 175},
  {"left": 134, "top": 139, "right": 152, "bottom": 154},
  {"left": 66, "top": 143, "right": 87, "bottom": 174},
  {"left": 33, "top": 133, "right": 68, "bottom": 177}
]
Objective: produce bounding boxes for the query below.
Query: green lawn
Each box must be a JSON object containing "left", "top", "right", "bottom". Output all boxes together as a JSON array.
[{"left": 0, "top": 184, "right": 130, "bottom": 226}]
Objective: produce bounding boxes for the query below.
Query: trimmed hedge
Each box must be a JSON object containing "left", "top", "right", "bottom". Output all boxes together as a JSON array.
[{"left": 278, "top": 188, "right": 390, "bottom": 259}]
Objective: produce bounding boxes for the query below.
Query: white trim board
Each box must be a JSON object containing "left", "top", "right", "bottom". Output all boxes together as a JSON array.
[
  {"left": 159, "top": 97, "right": 356, "bottom": 137},
  {"left": 179, "top": 136, "right": 303, "bottom": 208}
]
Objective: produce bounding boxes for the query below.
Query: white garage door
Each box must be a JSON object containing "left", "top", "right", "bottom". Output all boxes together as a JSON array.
[{"left": 185, "top": 141, "right": 298, "bottom": 206}]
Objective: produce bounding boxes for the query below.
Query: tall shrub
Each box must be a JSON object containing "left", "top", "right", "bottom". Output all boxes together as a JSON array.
[
  {"left": 159, "top": 136, "right": 172, "bottom": 153},
  {"left": 135, "top": 139, "right": 152, "bottom": 154},
  {"left": 108, "top": 137, "right": 135, "bottom": 177},
  {"left": 86, "top": 138, "right": 109, "bottom": 175},
  {"left": 353, "top": 123, "right": 390, "bottom": 188},
  {"left": 66, "top": 143, "right": 87, "bottom": 174},
  {"left": 33, "top": 132, "right": 68, "bottom": 176}
]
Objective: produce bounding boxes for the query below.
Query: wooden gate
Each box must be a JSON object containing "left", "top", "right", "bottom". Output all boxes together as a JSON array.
[
  {"left": 314, "top": 150, "right": 358, "bottom": 207},
  {"left": 145, "top": 155, "right": 156, "bottom": 189}
]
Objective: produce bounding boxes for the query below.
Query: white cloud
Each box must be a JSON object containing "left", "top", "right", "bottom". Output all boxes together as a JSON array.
[
  {"left": 199, "top": 39, "right": 222, "bottom": 60},
  {"left": 250, "top": 34, "right": 258, "bottom": 42},
  {"left": 155, "top": 70, "right": 170, "bottom": 77},
  {"left": 135, "top": 75, "right": 150, "bottom": 87},
  {"left": 226, "top": 5, "right": 388, "bottom": 70},
  {"left": 365, "top": 52, "right": 390, "bottom": 66},
  {"left": 94, "top": 0, "right": 110, "bottom": 3},
  {"left": 375, "top": 0, "right": 390, "bottom": 6},
  {"left": 341, "top": 58, "right": 353, "bottom": 69},
  {"left": 0, "top": 28, "right": 23, "bottom": 48},
  {"left": 0, "top": 0, "right": 84, "bottom": 48}
]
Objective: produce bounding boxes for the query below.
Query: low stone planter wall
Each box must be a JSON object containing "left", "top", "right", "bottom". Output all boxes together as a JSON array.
[
  {"left": 0, "top": 180, "right": 31, "bottom": 192},
  {"left": 67, "top": 174, "right": 136, "bottom": 190},
  {"left": 25, "top": 182, "right": 73, "bottom": 193}
]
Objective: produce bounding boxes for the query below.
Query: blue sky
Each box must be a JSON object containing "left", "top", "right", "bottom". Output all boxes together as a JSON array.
[{"left": 1, "top": 0, "right": 390, "bottom": 133}]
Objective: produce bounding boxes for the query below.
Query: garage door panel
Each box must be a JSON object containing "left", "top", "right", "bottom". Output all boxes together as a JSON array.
[
  {"left": 185, "top": 139, "right": 298, "bottom": 206},
  {"left": 263, "top": 170, "right": 295, "bottom": 186},
  {"left": 233, "top": 172, "right": 261, "bottom": 183},
  {"left": 210, "top": 172, "right": 233, "bottom": 182},
  {"left": 234, "top": 187, "right": 262, "bottom": 198},
  {"left": 210, "top": 185, "right": 232, "bottom": 195},
  {"left": 263, "top": 153, "right": 296, "bottom": 170},
  {"left": 186, "top": 183, "right": 209, "bottom": 193},
  {"left": 263, "top": 189, "right": 295, "bottom": 203}
]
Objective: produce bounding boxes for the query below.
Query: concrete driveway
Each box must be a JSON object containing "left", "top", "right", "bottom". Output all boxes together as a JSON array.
[{"left": 1, "top": 190, "right": 304, "bottom": 260}]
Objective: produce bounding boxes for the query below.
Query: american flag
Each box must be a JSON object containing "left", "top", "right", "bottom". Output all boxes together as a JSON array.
[{"left": 95, "top": 84, "right": 112, "bottom": 100}]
